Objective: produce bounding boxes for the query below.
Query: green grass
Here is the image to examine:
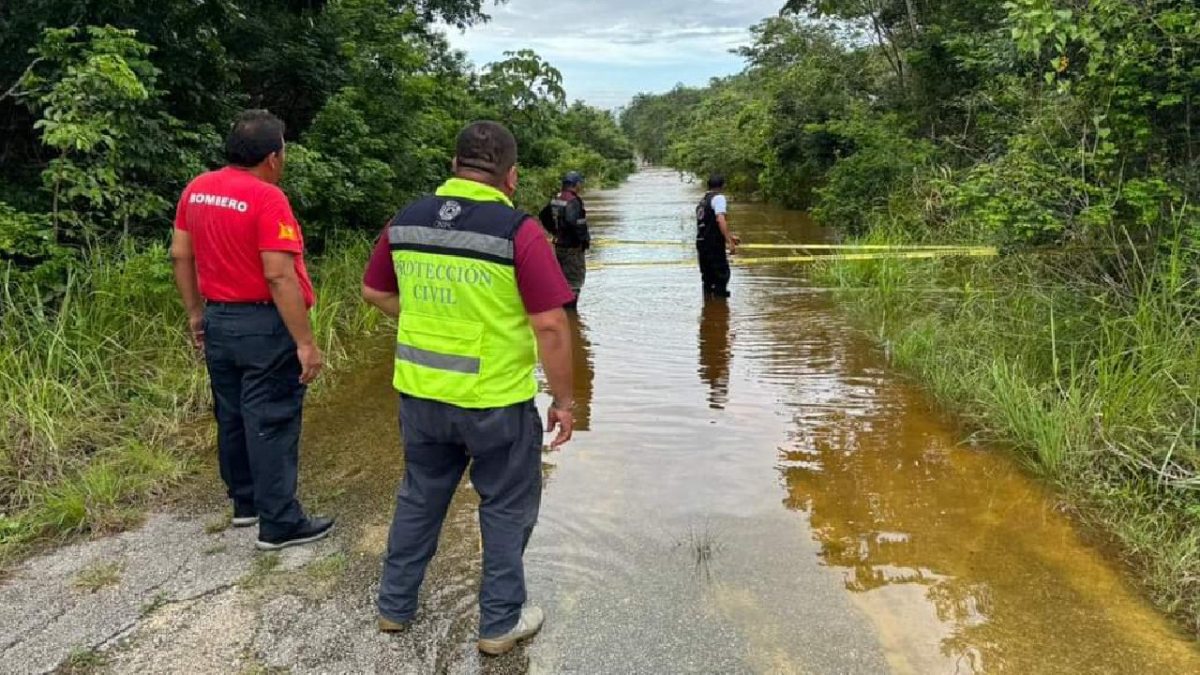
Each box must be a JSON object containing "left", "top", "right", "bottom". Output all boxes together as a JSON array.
[
  {"left": 817, "top": 221, "right": 1200, "bottom": 633},
  {"left": 305, "top": 551, "right": 347, "bottom": 583},
  {"left": 60, "top": 647, "right": 107, "bottom": 673},
  {"left": 297, "top": 552, "right": 349, "bottom": 599},
  {"left": 0, "top": 236, "right": 378, "bottom": 568},
  {"left": 242, "top": 552, "right": 283, "bottom": 590},
  {"left": 204, "top": 515, "right": 231, "bottom": 535},
  {"left": 73, "top": 561, "right": 123, "bottom": 592}
]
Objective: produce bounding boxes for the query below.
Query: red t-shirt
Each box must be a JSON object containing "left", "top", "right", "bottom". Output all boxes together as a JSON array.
[
  {"left": 175, "top": 167, "right": 315, "bottom": 307},
  {"left": 362, "top": 218, "right": 574, "bottom": 314}
]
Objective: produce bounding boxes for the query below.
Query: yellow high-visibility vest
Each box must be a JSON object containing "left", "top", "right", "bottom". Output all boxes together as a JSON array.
[{"left": 388, "top": 178, "right": 537, "bottom": 409}]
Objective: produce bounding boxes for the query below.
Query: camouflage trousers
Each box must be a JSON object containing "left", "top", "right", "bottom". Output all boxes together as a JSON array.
[{"left": 555, "top": 246, "right": 586, "bottom": 300}]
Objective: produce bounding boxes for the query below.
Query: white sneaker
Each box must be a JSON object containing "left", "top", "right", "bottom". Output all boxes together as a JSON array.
[{"left": 477, "top": 606, "right": 545, "bottom": 656}]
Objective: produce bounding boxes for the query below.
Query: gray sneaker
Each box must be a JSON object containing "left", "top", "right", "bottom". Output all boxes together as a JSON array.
[
  {"left": 232, "top": 502, "right": 258, "bottom": 528},
  {"left": 477, "top": 606, "right": 545, "bottom": 656}
]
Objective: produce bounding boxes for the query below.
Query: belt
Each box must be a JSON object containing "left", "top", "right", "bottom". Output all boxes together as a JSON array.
[{"left": 206, "top": 300, "right": 273, "bottom": 307}]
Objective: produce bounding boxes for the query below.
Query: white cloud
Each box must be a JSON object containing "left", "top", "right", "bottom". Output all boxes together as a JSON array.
[{"left": 442, "top": 0, "right": 783, "bottom": 107}]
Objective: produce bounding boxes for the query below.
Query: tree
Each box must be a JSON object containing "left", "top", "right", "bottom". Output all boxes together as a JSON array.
[
  {"left": 783, "top": 0, "right": 917, "bottom": 87},
  {"left": 562, "top": 103, "right": 635, "bottom": 166},
  {"left": 478, "top": 49, "right": 567, "bottom": 167},
  {"left": 17, "top": 26, "right": 211, "bottom": 242},
  {"left": 288, "top": 0, "right": 476, "bottom": 233},
  {"left": 621, "top": 86, "right": 706, "bottom": 164},
  {"left": 0, "top": 0, "right": 631, "bottom": 264}
]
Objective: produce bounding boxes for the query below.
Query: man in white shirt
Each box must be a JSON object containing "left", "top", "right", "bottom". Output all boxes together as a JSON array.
[{"left": 694, "top": 174, "right": 739, "bottom": 298}]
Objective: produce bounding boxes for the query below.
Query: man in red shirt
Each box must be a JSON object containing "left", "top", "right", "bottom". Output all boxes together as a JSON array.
[
  {"left": 171, "top": 110, "right": 334, "bottom": 551},
  {"left": 362, "top": 121, "right": 576, "bottom": 655}
]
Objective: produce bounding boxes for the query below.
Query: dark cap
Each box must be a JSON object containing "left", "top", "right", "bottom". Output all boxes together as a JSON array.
[{"left": 562, "top": 171, "right": 584, "bottom": 187}]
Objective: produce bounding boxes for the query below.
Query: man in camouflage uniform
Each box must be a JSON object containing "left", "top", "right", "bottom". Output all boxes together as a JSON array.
[{"left": 539, "top": 171, "right": 589, "bottom": 309}]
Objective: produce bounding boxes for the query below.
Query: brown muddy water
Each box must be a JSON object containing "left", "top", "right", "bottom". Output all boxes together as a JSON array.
[{"left": 297, "top": 168, "right": 1200, "bottom": 673}]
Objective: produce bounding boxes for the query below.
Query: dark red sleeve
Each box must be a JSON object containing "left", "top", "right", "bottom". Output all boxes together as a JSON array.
[
  {"left": 514, "top": 218, "right": 574, "bottom": 314},
  {"left": 362, "top": 227, "right": 398, "bottom": 293}
]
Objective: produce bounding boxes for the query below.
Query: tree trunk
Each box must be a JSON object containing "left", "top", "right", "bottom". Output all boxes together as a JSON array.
[
  {"left": 870, "top": 15, "right": 906, "bottom": 87},
  {"left": 904, "top": 0, "right": 920, "bottom": 36},
  {"left": 51, "top": 150, "right": 65, "bottom": 245}
]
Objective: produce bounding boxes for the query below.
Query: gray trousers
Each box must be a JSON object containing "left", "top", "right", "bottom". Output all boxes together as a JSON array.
[{"left": 378, "top": 395, "right": 543, "bottom": 638}]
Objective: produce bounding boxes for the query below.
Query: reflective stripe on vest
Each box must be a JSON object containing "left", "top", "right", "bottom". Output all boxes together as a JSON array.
[
  {"left": 395, "top": 344, "right": 481, "bottom": 375},
  {"left": 388, "top": 226, "right": 514, "bottom": 263}
]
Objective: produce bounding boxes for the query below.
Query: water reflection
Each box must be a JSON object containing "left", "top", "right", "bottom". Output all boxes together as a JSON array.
[
  {"left": 698, "top": 299, "right": 732, "bottom": 410},
  {"left": 767, "top": 317, "right": 1200, "bottom": 673},
  {"left": 568, "top": 312, "right": 593, "bottom": 431}
]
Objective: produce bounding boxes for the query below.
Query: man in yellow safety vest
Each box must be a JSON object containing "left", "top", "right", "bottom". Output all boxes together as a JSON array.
[{"left": 361, "top": 121, "right": 576, "bottom": 656}]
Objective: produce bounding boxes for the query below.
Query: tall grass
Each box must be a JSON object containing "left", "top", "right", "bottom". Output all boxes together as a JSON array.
[
  {"left": 0, "top": 236, "right": 377, "bottom": 563},
  {"left": 817, "top": 220, "right": 1200, "bottom": 632}
]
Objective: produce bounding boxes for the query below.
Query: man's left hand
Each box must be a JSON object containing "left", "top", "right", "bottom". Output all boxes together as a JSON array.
[{"left": 546, "top": 402, "right": 575, "bottom": 448}]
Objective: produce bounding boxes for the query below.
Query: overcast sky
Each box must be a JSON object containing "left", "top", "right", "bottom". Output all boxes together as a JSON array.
[{"left": 443, "top": 0, "right": 785, "bottom": 110}]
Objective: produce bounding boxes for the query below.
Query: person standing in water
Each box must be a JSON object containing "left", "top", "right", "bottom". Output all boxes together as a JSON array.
[
  {"left": 695, "top": 174, "right": 739, "bottom": 298},
  {"left": 539, "top": 171, "right": 590, "bottom": 309},
  {"left": 362, "top": 121, "right": 576, "bottom": 656}
]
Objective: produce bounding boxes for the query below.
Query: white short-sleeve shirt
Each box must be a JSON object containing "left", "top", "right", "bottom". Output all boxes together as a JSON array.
[{"left": 711, "top": 194, "right": 728, "bottom": 215}]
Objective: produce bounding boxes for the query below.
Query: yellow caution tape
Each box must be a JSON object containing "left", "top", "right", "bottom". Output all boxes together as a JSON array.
[
  {"left": 588, "top": 260, "right": 696, "bottom": 270},
  {"left": 586, "top": 247, "right": 998, "bottom": 271},
  {"left": 592, "top": 238, "right": 993, "bottom": 252},
  {"left": 735, "top": 248, "right": 998, "bottom": 265},
  {"left": 740, "top": 244, "right": 991, "bottom": 251},
  {"left": 593, "top": 239, "right": 686, "bottom": 246}
]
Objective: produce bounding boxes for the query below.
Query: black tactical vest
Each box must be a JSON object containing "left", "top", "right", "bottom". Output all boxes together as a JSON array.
[{"left": 696, "top": 192, "right": 721, "bottom": 250}]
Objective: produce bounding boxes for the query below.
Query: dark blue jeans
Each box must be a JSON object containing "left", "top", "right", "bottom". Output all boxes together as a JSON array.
[
  {"left": 203, "top": 303, "right": 307, "bottom": 539},
  {"left": 378, "top": 396, "right": 543, "bottom": 638}
]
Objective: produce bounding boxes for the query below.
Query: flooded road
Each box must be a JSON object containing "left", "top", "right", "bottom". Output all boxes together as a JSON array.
[{"left": 303, "top": 168, "right": 1200, "bottom": 673}]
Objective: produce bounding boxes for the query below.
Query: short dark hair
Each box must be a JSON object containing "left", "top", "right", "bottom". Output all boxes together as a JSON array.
[
  {"left": 455, "top": 121, "right": 518, "bottom": 178},
  {"left": 225, "top": 110, "right": 285, "bottom": 167},
  {"left": 707, "top": 174, "right": 726, "bottom": 190}
]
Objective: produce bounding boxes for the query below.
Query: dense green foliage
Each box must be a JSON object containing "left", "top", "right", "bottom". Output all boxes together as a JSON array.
[
  {"left": 623, "top": 1, "right": 1198, "bottom": 242},
  {"left": 623, "top": 0, "right": 1200, "bottom": 632},
  {"left": 0, "top": 239, "right": 378, "bottom": 559},
  {"left": 0, "top": 0, "right": 635, "bottom": 264},
  {"left": 0, "top": 0, "right": 633, "bottom": 556}
]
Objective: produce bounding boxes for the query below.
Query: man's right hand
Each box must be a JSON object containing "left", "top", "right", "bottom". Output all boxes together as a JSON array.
[
  {"left": 297, "top": 342, "right": 324, "bottom": 384},
  {"left": 546, "top": 402, "right": 575, "bottom": 448},
  {"left": 188, "top": 312, "right": 206, "bottom": 353},
  {"left": 727, "top": 234, "right": 741, "bottom": 255}
]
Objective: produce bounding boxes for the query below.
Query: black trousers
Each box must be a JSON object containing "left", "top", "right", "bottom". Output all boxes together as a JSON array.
[
  {"left": 697, "top": 243, "right": 731, "bottom": 297},
  {"left": 203, "top": 303, "right": 307, "bottom": 539}
]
